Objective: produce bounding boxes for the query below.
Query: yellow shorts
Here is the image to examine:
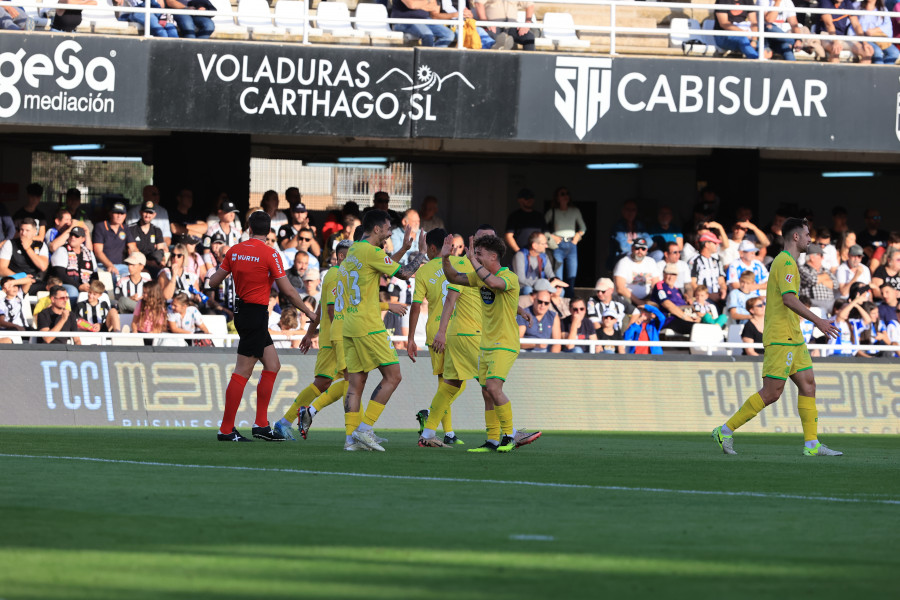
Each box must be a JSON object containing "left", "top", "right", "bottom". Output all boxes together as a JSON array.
[
  {"left": 332, "top": 336, "right": 347, "bottom": 373},
  {"left": 762, "top": 343, "right": 812, "bottom": 380},
  {"left": 477, "top": 348, "right": 518, "bottom": 385},
  {"left": 314, "top": 345, "right": 339, "bottom": 380},
  {"left": 344, "top": 331, "right": 399, "bottom": 374},
  {"left": 444, "top": 335, "right": 480, "bottom": 381},
  {"left": 427, "top": 344, "right": 444, "bottom": 376}
]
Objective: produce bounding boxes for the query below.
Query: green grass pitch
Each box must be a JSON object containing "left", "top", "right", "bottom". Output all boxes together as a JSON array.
[{"left": 0, "top": 428, "right": 898, "bottom": 600}]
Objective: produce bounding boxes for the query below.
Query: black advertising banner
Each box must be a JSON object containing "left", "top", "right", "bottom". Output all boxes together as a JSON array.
[
  {"left": 516, "top": 54, "right": 900, "bottom": 153},
  {"left": 0, "top": 35, "right": 149, "bottom": 129},
  {"left": 409, "top": 48, "right": 518, "bottom": 140},
  {"left": 147, "top": 42, "right": 416, "bottom": 138}
]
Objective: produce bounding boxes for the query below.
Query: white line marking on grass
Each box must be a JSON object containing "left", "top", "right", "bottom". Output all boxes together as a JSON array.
[
  {"left": 509, "top": 535, "right": 555, "bottom": 541},
  {"left": 1, "top": 453, "right": 899, "bottom": 507}
]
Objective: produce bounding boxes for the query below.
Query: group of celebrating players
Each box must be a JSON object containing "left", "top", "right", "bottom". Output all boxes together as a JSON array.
[{"left": 211, "top": 208, "right": 541, "bottom": 452}]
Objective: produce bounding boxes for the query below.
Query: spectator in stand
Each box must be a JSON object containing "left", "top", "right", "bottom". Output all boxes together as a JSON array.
[
  {"left": 323, "top": 214, "right": 360, "bottom": 266},
  {"left": 624, "top": 302, "right": 664, "bottom": 355},
  {"left": 116, "top": 252, "right": 152, "bottom": 314},
  {"left": 654, "top": 263, "right": 700, "bottom": 335},
  {"left": 799, "top": 243, "right": 836, "bottom": 315},
  {"left": 860, "top": 0, "right": 899, "bottom": 64},
  {"left": 126, "top": 186, "right": 171, "bottom": 244},
  {"left": 608, "top": 199, "right": 649, "bottom": 269},
  {"left": 868, "top": 231, "right": 900, "bottom": 273},
  {"left": 270, "top": 306, "right": 305, "bottom": 349},
  {"left": 37, "top": 285, "right": 81, "bottom": 345},
  {"left": 831, "top": 205, "right": 849, "bottom": 236},
  {"left": 721, "top": 218, "right": 769, "bottom": 268},
  {"left": 657, "top": 241, "right": 690, "bottom": 292},
  {"left": 586, "top": 277, "right": 626, "bottom": 331},
  {"left": 170, "top": 189, "right": 208, "bottom": 238},
  {"left": 450, "top": 234, "right": 466, "bottom": 256},
  {"left": 871, "top": 247, "right": 900, "bottom": 297},
  {"left": 715, "top": 0, "right": 769, "bottom": 59},
  {"left": 726, "top": 240, "right": 769, "bottom": 293},
  {"left": 0, "top": 275, "right": 29, "bottom": 339},
  {"left": 47, "top": 209, "right": 73, "bottom": 253},
  {"left": 473, "top": 0, "right": 535, "bottom": 50},
  {"left": 759, "top": 0, "right": 823, "bottom": 60},
  {"left": 159, "top": 244, "right": 201, "bottom": 303},
  {"left": 76, "top": 280, "right": 120, "bottom": 332},
  {"left": 178, "top": 234, "right": 207, "bottom": 281},
  {"left": 93, "top": 202, "right": 138, "bottom": 282},
  {"left": 14, "top": 183, "right": 48, "bottom": 240},
  {"left": 286, "top": 251, "right": 309, "bottom": 293},
  {"left": 0, "top": 3, "right": 34, "bottom": 30},
  {"left": 596, "top": 308, "right": 625, "bottom": 354},
  {"left": 561, "top": 297, "right": 596, "bottom": 353},
  {"left": 741, "top": 296, "right": 765, "bottom": 356},
  {"left": 114, "top": 0, "right": 179, "bottom": 37},
  {"left": 614, "top": 237, "right": 661, "bottom": 307},
  {"left": 837, "top": 244, "right": 872, "bottom": 300},
  {"left": 301, "top": 269, "right": 321, "bottom": 304},
  {"left": 205, "top": 200, "right": 243, "bottom": 251},
  {"left": 389, "top": 210, "right": 421, "bottom": 263},
  {"left": 545, "top": 186, "right": 586, "bottom": 297},
  {"left": 164, "top": 0, "right": 214, "bottom": 38},
  {"left": 857, "top": 300, "right": 888, "bottom": 356},
  {"left": 858, "top": 208, "right": 889, "bottom": 259},
  {"left": 513, "top": 232, "right": 567, "bottom": 295},
  {"left": 390, "top": 0, "right": 454, "bottom": 47},
  {"left": 264, "top": 229, "right": 290, "bottom": 275},
  {"left": 689, "top": 231, "right": 727, "bottom": 303},
  {"left": 692, "top": 284, "right": 728, "bottom": 327},
  {"left": 278, "top": 202, "right": 313, "bottom": 251},
  {"left": 517, "top": 288, "right": 561, "bottom": 353},
  {"left": 683, "top": 220, "right": 730, "bottom": 264},
  {"left": 725, "top": 271, "right": 758, "bottom": 323},
  {"left": 0, "top": 205, "right": 14, "bottom": 251},
  {"left": 835, "top": 230, "right": 858, "bottom": 265},
  {"left": 763, "top": 209, "right": 790, "bottom": 259},
  {"left": 648, "top": 205, "right": 683, "bottom": 261},
  {"left": 0, "top": 218, "right": 49, "bottom": 294},
  {"left": 31, "top": 277, "right": 67, "bottom": 316},
  {"left": 167, "top": 291, "right": 210, "bottom": 344},
  {"left": 129, "top": 199, "right": 168, "bottom": 276},
  {"left": 49, "top": 226, "right": 97, "bottom": 301},
  {"left": 817, "top": 0, "right": 873, "bottom": 63},
  {"left": 203, "top": 233, "right": 236, "bottom": 323},
  {"left": 133, "top": 279, "right": 168, "bottom": 344},
  {"left": 504, "top": 188, "right": 546, "bottom": 254},
  {"left": 419, "top": 195, "right": 445, "bottom": 232},
  {"left": 815, "top": 228, "right": 840, "bottom": 273},
  {"left": 877, "top": 282, "right": 899, "bottom": 325}
]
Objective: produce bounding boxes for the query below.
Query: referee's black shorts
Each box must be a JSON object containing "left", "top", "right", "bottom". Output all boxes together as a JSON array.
[{"left": 233, "top": 302, "right": 273, "bottom": 358}]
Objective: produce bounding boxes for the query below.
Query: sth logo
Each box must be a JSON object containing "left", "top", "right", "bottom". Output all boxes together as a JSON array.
[{"left": 785, "top": 274, "right": 794, "bottom": 283}]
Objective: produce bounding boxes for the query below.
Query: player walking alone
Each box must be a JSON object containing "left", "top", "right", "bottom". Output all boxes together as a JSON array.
[
  {"left": 712, "top": 217, "right": 843, "bottom": 456},
  {"left": 208, "top": 211, "right": 319, "bottom": 442}
]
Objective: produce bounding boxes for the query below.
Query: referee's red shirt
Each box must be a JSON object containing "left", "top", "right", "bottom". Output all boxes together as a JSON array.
[{"left": 218, "top": 238, "right": 285, "bottom": 306}]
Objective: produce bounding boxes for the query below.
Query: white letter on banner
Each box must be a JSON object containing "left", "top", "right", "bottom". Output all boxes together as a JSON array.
[
  {"left": 679, "top": 76, "right": 703, "bottom": 113},
  {"left": 717, "top": 76, "right": 740, "bottom": 115},
  {"left": 804, "top": 80, "right": 827, "bottom": 117},
  {"left": 743, "top": 77, "right": 770, "bottom": 117},
  {"left": 617, "top": 72, "right": 646, "bottom": 112},
  {"left": 198, "top": 54, "right": 216, "bottom": 81},
  {"left": 81, "top": 361, "right": 101, "bottom": 410},
  {"left": 100, "top": 352, "right": 114, "bottom": 422},
  {"left": 240, "top": 87, "right": 259, "bottom": 114},
  {"left": 771, "top": 79, "right": 801, "bottom": 117},
  {"left": 60, "top": 360, "right": 80, "bottom": 409},
  {"left": 41, "top": 361, "right": 59, "bottom": 410},
  {"left": 646, "top": 75, "right": 676, "bottom": 112}
]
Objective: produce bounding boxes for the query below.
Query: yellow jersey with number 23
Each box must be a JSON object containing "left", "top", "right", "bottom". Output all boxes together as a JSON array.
[{"left": 342, "top": 240, "right": 401, "bottom": 338}]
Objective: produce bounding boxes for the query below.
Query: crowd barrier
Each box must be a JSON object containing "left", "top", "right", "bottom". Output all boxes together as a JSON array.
[
  {"left": 2, "top": 345, "right": 899, "bottom": 434},
  {"left": 11, "top": 0, "right": 900, "bottom": 56}
]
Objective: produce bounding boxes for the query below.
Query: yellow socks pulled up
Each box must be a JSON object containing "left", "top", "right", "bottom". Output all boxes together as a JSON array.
[
  {"left": 283, "top": 384, "right": 323, "bottom": 423},
  {"left": 484, "top": 408, "right": 500, "bottom": 442},
  {"left": 798, "top": 395, "right": 818, "bottom": 442},
  {"left": 362, "top": 401, "right": 386, "bottom": 427},
  {"left": 345, "top": 406, "right": 361, "bottom": 436},
  {"left": 726, "top": 392, "right": 766, "bottom": 432},
  {"left": 313, "top": 379, "right": 348, "bottom": 413},
  {"left": 425, "top": 381, "right": 464, "bottom": 431},
  {"left": 494, "top": 402, "right": 514, "bottom": 436}
]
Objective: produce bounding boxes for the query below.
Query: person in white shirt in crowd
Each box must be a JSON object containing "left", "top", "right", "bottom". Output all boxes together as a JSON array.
[
  {"left": 683, "top": 221, "right": 730, "bottom": 264},
  {"left": 301, "top": 268, "right": 321, "bottom": 304},
  {"left": 720, "top": 219, "right": 769, "bottom": 269},
  {"left": 48, "top": 225, "right": 97, "bottom": 301},
  {"left": 836, "top": 244, "right": 872, "bottom": 301},
  {"left": 126, "top": 185, "right": 171, "bottom": 245},
  {"left": 758, "top": 0, "right": 825, "bottom": 60},
  {"left": 545, "top": 186, "right": 587, "bottom": 298},
  {"left": 586, "top": 277, "right": 626, "bottom": 332},
  {"left": 47, "top": 208, "right": 87, "bottom": 254},
  {"left": 614, "top": 237, "right": 661, "bottom": 307},
  {"left": 0, "top": 275, "right": 29, "bottom": 342},
  {"left": 418, "top": 195, "right": 446, "bottom": 232},
  {"left": 167, "top": 291, "right": 210, "bottom": 345},
  {"left": 75, "top": 279, "right": 121, "bottom": 333},
  {"left": 727, "top": 240, "right": 769, "bottom": 293},
  {"left": 159, "top": 244, "right": 201, "bottom": 303},
  {"left": 389, "top": 209, "right": 421, "bottom": 264},
  {"left": 116, "top": 252, "right": 152, "bottom": 314},
  {"left": 725, "top": 271, "right": 758, "bottom": 323},
  {"left": 689, "top": 231, "right": 727, "bottom": 304},
  {"left": 656, "top": 241, "right": 690, "bottom": 292},
  {"left": 205, "top": 200, "right": 243, "bottom": 251}
]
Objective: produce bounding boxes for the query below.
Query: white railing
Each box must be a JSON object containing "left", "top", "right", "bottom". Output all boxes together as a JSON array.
[
  {"left": 3, "top": 329, "right": 898, "bottom": 356},
  {"left": 10, "top": 0, "right": 900, "bottom": 61}
]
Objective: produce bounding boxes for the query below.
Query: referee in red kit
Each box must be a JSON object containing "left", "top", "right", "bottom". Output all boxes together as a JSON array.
[{"left": 208, "top": 211, "right": 318, "bottom": 441}]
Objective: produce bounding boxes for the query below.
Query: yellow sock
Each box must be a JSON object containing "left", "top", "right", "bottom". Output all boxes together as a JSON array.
[
  {"left": 283, "top": 384, "right": 323, "bottom": 423},
  {"left": 485, "top": 408, "right": 500, "bottom": 441},
  {"left": 726, "top": 393, "right": 766, "bottom": 432},
  {"left": 425, "top": 382, "right": 460, "bottom": 431},
  {"left": 362, "top": 401, "right": 386, "bottom": 426},
  {"left": 797, "top": 395, "right": 818, "bottom": 442},
  {"left": 495, "top": 402, "right": 514, "bottom": 436},
  {"left": 313, "top": 379, "right": 348, "bottom": 413},
  {"left": 345, "top": 407, "right": 361, "bottom": 436},
  {"left": 441, "top": 381, "right": 465, "bottom": 432}
]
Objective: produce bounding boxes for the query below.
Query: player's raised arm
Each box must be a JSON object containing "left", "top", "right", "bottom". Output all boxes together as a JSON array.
[
  {"left": 396, "top": 252, "right": 428, "bottom": 280},
  {"left": 467, "top": 235, "right": 507, "bottom": 292},
  {"left": 441, "top": 235, "right": 470, "bottom": 285}
]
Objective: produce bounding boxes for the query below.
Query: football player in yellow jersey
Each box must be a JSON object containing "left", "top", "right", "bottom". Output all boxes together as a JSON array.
[
  {"left": 442, "top": 233, "right": 542, "bottom": 453},
  {"left": 405, "top": 228, "right": 465, "bottom": 447},
  {"left": 341, "top": 210, "right": 428, "bottom": 451},
  {"left": 712, "top": 217, "right": 842, "bottom": 457}
]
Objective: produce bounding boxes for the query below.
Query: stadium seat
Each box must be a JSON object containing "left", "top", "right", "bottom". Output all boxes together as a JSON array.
[
  {"left": 541, "top": 13, "right": 590, "bottom": 50},
  {"left": 83, "top": 0, "right": 137, "bottom": 34},
  {"left": 274, "top": 0, "right": 323, "bottom": 35},
  {"left": 689, "top": 323, "right": 727, "bottom": 355},
  {"left": 210, "top": 0, "right": 251, "bottom": 39},
  {"left": 97, "top": 271, "right": 115, "bottom": 297},
  {"left": 237, "top": 0, "right": 287, "bottom": 37},
  {"left": 354, "top": 2, "right": 402, "bottom": 40},
  {"left": 315, "top": 1, "right": 364, "bottom": 37},
  {"left": 726, "top": 323, "right": 745, "bottom": 356},
  {"left": 204, "top": 314, "right": 229, "bottom": 347},
  {"left": 119, "top": 313, "right": 134, "bottom": 331}
]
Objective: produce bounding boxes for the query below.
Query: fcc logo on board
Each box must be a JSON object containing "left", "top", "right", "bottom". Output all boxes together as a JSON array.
[{"left": 554, "top": 57, "right": 612, "bottom": 140}]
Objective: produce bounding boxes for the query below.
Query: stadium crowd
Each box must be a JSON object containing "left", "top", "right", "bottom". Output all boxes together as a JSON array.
[{"left": 1, "top": 182, "right": 898, "bottom": 356}]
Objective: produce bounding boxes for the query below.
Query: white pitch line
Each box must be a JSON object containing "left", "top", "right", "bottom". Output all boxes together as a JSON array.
[{"left": 1, "top": 453, "right": 899, "bottom": 506}]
